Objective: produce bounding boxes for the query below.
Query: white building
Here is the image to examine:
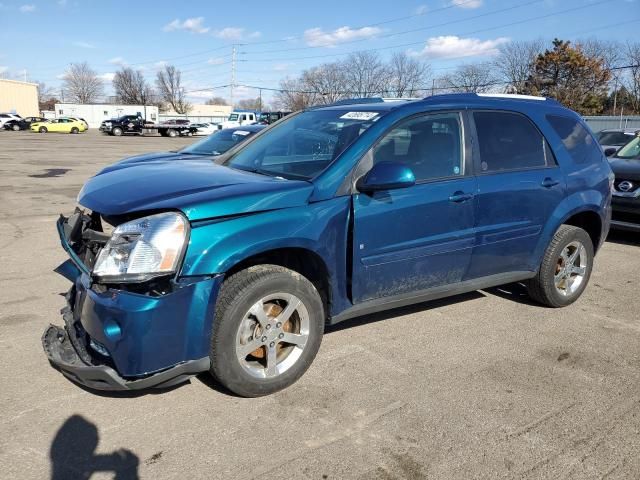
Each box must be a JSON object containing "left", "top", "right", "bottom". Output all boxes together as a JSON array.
[
  {"left": 160, "top": 104, "right": 233, "bottom": 125},
  {"left": 54, "top": 103, "right": 159, "bottom": 128}
]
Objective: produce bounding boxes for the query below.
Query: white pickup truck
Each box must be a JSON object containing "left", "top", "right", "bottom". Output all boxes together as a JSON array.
[{"left": 217, "top": 111, "right": 258, "bottom": 130}]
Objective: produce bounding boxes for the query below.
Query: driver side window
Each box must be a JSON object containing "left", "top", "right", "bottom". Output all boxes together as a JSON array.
[{"left": 372, "top": 112, "right": 464, "bottom": 181}]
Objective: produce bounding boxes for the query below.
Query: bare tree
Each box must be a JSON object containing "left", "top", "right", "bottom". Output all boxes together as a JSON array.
[
  {"left": 155, "top": 64, "right": 191, "bottom": 114},
  {"left": 620, "top": 42, "right": 640, "bottom": 113},
  {"left": 62, "top": 62, "right": 104, "bottom": 104},
  {"left": 342, "top": 51, "right": 388, "bottom": 97},
  {"left": 113, "top": 68, "right": 154, "bottom": 105},
  {"left": 439, "top": 63, "right": 499, "bottom": 93},
  {"left": 206, "top": 97, "right": 229, "bottom": 106},
  {"left": 274, "top": 77, "right": 319, "bottom": 111},
  {"left": 236, "top": 98, "right": 270, "bottom": 110},
  {"left": 494, "top": 39, "right": 545, "bottom": 93},
  {"left": 387, "top": 52, "right": 430, "bottom": 97},
  {"left": 302, "top": 62, "right": 348, "bottom": 104}
]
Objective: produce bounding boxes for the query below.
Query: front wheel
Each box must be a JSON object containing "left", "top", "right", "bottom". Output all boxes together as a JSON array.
[
  {"left": 167, "top": 129, "right": 177, "bottom": 138},
  {"left": 112, "top": 127, "right": 123, "bottom": 136},
  {"left": 210, "top": 265, "right": 324, "bottom": 397},
  {"left": 527, "top": 225, "right": 594, "bottom": 307},
  {"left": 70, "top": 127, "right": 79, "bottom": 134},
  {"left": 12, "top": 124, "right": 20, "bottom": 131}
]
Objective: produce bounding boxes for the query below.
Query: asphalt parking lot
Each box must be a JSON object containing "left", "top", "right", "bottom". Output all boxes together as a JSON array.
[{"left": 0, "top": 129, "right": 639, "bottom": 480}]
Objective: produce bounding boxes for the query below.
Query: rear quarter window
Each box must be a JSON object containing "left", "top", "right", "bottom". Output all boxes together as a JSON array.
[{"left": 546, "top": 115, "right": 602, "bottom": 164}]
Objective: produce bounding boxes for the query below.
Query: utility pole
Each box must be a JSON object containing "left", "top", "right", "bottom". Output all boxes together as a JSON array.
[
  {"left": 230, "top": 45, "right": 237, "bottom": 107},
  {"left": 258, "top": 88, "right": 262, "bottom": 112}
]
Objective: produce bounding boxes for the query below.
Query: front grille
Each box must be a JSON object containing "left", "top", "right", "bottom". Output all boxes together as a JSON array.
[
  {"left": 612, "top": 210, "right": 640, "bottom": 225},
  {"left": 614, "top": 179, "right": 640, "bottom": 194}
]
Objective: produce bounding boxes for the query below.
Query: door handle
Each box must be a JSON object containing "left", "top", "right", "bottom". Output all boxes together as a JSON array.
[
  {"left": 541, "top": 177, "right": 559, "bottom": 188},
  {"left": 449, "top": 192, "right": 474, "bottom": 203}
]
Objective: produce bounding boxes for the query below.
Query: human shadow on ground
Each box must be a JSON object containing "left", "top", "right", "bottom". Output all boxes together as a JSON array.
[{"left": 50, "top": 415, "right": 140, "bottom": 480}]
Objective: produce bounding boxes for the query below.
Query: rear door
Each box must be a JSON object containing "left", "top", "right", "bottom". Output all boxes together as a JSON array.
[
  {"left": 352, "top": 111, "right": 477, "bottom": 303},
  {"left": 467, "top": 110, "right": 565, "bottom": 278}
]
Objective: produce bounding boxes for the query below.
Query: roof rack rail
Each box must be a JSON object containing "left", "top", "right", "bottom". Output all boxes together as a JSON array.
[{"left": 476, "top": 93, "right": 546, "bottom": 101}]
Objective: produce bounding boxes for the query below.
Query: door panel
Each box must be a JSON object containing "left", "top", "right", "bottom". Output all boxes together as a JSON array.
[
  {"left": 352, "top": 178, "right": 476, "bottom": 302},
  {"left": 466, "top": 110, "right": 566, "bottom": 278},
  {"left": 351, "top": 111, "right": 475, "bottom": 303}
]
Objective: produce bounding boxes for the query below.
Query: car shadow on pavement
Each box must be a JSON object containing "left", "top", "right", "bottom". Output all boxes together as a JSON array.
[
  {"left": 325, "top": 291, "right": 486, "bottom": 334},
  {"left": 483, "top": 282, "right": 541, "bottom": 306},
  {"left": 606, "top": 230, "right": 640, "bottom": 246},
  {"left": 50, "top": 415, "right": 140, "bottom": 480}
]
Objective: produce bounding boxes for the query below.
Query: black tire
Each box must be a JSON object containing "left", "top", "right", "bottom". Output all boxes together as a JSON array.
[
  {"left": 527, "top": 225, "right": 594, "bottom": 307},
  {"left": 39, "top": 126, "right": 47, "bottom": 133},
  {"left": 210, "top": 265, "right": 324, "bottom": 397},
  {"left": 70, "top": 127, "right": 79, "bottom": 134},
  {"left": 167, "top": 129, "right": 177, "bottom": 138},
  {"left": 112, "top": 127, "right": 123, "bottom": 137},
  {"left": 12, "top": 124, "right": 20, "bottom": 131}
]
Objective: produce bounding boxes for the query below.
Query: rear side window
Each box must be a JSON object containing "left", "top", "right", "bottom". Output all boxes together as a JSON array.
[
  {"left": 473, "top": 111, "right": 548, "bottom": 172},
  {"left": 547, "top": 115, "right": 602, "bottom": 164}
]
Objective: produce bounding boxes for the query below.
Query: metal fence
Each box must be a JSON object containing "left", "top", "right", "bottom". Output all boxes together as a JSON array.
[{"left": 583, "top": 116, "right": 640, "bottom": 132}]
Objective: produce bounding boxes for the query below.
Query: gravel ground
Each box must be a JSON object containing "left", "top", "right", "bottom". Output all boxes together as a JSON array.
[{"left": 0, "top": 129, "right": 638, "bottom": 480}]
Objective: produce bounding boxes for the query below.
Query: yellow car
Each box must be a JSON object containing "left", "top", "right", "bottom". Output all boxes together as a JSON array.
[{"left": 31, "top": 117, "right": 87, "bottom": 134}]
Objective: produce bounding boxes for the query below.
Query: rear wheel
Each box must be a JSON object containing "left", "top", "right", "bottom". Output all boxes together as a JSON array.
[
  {"left": 112, "top": 127, "right": 123, "bottom": 136},
  {"left": 527, "top": 225, "right": 594, "bottom": 307},
  {"left": 210, "top": 265, "right": 324, "bottom": 397},
  {"left": 167, "top": 129, "right": 177, "bottom": 138},
  {"left": 12, "top": 124, "right": 20, "bottom": 131},
  {"left": 39, "top": 126, "right": 47, "bottom": 133}
]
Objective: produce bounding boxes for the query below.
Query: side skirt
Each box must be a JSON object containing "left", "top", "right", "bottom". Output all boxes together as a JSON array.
[{"left": 329, "top": 271, "right": 536, "bottom": 325}]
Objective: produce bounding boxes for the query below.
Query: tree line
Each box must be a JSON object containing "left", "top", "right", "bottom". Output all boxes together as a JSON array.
[{"left": 39, "top": 38, "right": 640, "bottom": 116}]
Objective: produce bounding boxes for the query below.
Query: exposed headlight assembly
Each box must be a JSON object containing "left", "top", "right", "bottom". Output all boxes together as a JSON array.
[{"left": 93, "top": 212, "right": 188, "bottom": 283}]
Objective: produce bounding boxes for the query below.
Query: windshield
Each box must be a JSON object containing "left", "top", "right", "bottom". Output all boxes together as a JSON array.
[
  {"left": 598, "top": 131, "right": 634, "bottom": 146},
  {"left": 228, "top": 114, "right": 239, "bottom": 121},
  {"left": 180, "top": 129, "right": 256, "bottom": 156},
  {"left": 615, "top": 136, "right": 640, "bottom": 159},
  {"left": 219, "top": 109, "right": 383, "bottom": 179}
]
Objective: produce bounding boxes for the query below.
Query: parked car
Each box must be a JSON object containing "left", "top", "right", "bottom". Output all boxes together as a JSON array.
[
  {"left": 218, "top": 110, "right": 258, "bottom": 130},
  {"left": 191, "top": 122, "right": 217, "bottom": 136},
  {"left": 258, "top": 111, "right": 291, "bottom": 125},
  {"left": 0, "top": 113, "right": 22, "bottom": 129},
  {"left": 100, "top": 115, "right": 194, "bottom": 137},
  {"left": 597, "top": 128, "right": 639, "bottom": 156},
  {"left": 43, "top": 94, "right": 612, "bottom": 397},
  {"left": 31, "top": 117, "right": 87, "bottom": 134},
  {"left": 3, "top": 116, "right": 47, "bottom": 131},
  {"left": 608, "top": 132, "right": 640, "bottom": 231},
  {"left": 99, "top": 125, "right": 265, "bottom": 173}
]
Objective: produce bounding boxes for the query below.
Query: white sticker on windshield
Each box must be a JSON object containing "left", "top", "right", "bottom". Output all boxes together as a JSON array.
[
  {"left": 340, "top": 112, "right": 379, "bottom": 121},
  {"left": 233, "top": 130, "right": 251, "bottom": 136}
]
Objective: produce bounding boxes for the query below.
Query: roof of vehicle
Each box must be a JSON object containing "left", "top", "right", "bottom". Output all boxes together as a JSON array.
[
  {"left": 598, "top": 128, "right": 639, "bottom": 134},
  {"left": 313, "top": 93, "right": 562, "bottom": 114}
]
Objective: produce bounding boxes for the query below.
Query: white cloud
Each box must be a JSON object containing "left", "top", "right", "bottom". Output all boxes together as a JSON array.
[
  {"left": 213, "top": 27, "right": 261, "bottom": 41},
  {"left": 410, "top": 35, "right": 509, "bottom": 59},
  {"left": 97, "top": 72, "right": 115, "bottom": 82},
  {"left": 303, "top": 26, "right": 382, "bottom": 47},
  {"left": 0, "top": 66, "right": 8, "bottom": 75},
  {"left": 20, "top": 4, "right": 35, "bottom": 13},
  {"left": 154, "top": 61, "right": 168, "bottom": 69},
  {"left": 450, "top": 0, "right": 483, "bottom": 8},
  {"left": 415, "top": 5, "right": 428, "bottom": 15},
  {"left": 109, "top": 57, "right": 127, "bottom": 66},
  {"left": 73, "top": 41, "right": 96, "bottom": 49},
  {"left": 57, "top": 0, "right": 67, "bottom": 6},
  {"left": 207, "top": 57, "right": 227, "bottom": 65},
  {"left": 164, "top": 17, "right": 210, "bottom": 34}
]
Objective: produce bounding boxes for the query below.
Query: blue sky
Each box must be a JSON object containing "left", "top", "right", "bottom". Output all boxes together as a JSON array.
[{"left": 0, "top": 0, "right": 637, "bottom": 103}]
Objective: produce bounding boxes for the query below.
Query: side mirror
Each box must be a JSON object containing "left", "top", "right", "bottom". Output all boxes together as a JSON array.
[
  {"left": 357, "top": 161, "right": 416, "bottom": 193},
  {"left": 604, "top": 147, "right": 617, "bottom": 157}
]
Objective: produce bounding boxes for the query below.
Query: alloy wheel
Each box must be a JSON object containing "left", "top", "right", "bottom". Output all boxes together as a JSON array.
[{"left": 554, "top": 240, "right": 587, "bottom": 296}]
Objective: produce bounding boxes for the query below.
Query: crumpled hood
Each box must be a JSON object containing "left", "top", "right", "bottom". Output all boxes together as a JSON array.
[
  {"left": 78, "top": 157, "right": 314, "bottom": 221},
  {"left": 608, "top": 157, "right": 640, "bottom": 181}
]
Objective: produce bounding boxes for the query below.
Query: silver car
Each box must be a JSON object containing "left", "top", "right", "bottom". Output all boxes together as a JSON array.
[{"left": 597, "top": 128, "right": 639, "bottom": 156}]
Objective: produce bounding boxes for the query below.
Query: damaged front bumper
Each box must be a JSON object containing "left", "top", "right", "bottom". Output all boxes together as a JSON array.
[{"left": 43, "top": 212, "right": 222, "bottom": 391}]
